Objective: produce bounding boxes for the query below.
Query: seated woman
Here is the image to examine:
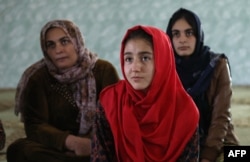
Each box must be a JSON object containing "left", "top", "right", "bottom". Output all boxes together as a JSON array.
[
  {"left": 92, "top": 25, "right": 199, "bottom": 161},
  {"left": 166, "top": 8, "right": 239, "bottom": 162},
  {"left": 0, "top": 120, "right": 5, "bottom": 150},
  {"left": 7, "top": 19, "right": 119, "bottom": 162}
]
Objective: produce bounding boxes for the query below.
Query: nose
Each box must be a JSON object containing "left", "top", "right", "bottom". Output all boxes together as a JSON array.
[
  {"left": 179, "top": 33, "right": 187, "bottom": 43},
  {"left": 131, "top": 59, "right": 142, "bottom": 72},
  {"left": 55, "top": 43, "right": 63, "bottom": 53}
]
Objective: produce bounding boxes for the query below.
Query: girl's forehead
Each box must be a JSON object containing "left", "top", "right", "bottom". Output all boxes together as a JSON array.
[{"left": 172, "top": 19, "right": 192, "bottom": 30}]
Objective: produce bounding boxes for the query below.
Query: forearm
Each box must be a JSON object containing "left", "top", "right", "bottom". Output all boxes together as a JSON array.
[
  {"left": 201, "top": 60, "right": 232, "bottom": 160},
  {"left": 25, "top": 122, "right": 70, "bottom": 151}
]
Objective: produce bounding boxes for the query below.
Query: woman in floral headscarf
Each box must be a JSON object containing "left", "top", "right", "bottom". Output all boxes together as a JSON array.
[
  {"left": 7, "top": 19, "right": 119, "bottom": 162},
  {"left": 91, "top": 25, "right": 199, "bottom": 162}
]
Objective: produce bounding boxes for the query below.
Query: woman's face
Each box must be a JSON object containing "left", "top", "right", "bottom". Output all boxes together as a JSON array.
[
  {"left": 171, "top": 18, "right": 196, "bottom": 56},
  {"left": 45, "top": 27, "right": 78, "bottom": 70},
  {"left": 123, "top": 38, "right": 155, "bottom": 92}
]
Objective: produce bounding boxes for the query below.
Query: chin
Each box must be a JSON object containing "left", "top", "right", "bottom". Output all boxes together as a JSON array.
[
  {"left": 178, "top": 53, "right": 192, "bottom": 57},
  {"left": 133, "top": 86, "right": 148, "bottom": 92}
]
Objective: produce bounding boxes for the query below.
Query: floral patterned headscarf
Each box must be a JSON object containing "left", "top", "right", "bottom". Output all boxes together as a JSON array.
[{"left": 15, "top": 19, "right": 98, "bottom": 135}]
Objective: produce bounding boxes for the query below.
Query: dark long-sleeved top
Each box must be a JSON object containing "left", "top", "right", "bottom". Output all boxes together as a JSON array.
[{"left": 22, "top": 59, "right": 119, "bottom": 151}]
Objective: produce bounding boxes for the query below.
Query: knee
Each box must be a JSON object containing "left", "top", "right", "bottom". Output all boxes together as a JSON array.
[{"left": 6, "top": 138, "right": 27, "bottom": 162}]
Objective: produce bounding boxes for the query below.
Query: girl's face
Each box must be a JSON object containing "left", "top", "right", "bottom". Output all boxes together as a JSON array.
[
  {"left": 171, "top": 18, "right": 196, "bottom": 56},
  {"left": 123, "top": 38, "right": 155, "bottom": 92},
  {"left": 45, "top": 27, "right": 78, "bottom": 70}
]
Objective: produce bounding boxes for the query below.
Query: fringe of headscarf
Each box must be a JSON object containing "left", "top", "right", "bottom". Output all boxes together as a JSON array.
[{"left": 14, "top": 59, "right": 45, "bottom": 118}]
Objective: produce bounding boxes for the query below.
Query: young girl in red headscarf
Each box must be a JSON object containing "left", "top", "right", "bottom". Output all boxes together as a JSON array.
[{"left": 92, "top": 25, "right": 199, "bottom": 162}]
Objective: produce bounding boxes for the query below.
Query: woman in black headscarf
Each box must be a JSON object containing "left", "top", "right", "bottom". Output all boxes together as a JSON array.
[{"left": 166, "top": 8, "right": 239, "bottom": 162}]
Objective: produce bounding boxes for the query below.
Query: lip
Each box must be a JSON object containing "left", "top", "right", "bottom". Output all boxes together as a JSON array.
[
  {"left": 55, "top": 56, "right": 68, "bottom": 62},
  {"left": 131, "top": 76, "right": 143, "bottom": 81},
  {"left": 178, "top": 46, "right": 189, "bottom": 50}
]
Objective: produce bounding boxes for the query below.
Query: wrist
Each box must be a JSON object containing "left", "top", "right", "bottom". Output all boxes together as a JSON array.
[{"left": 65, "top": 134, "right": 76, "bottom": 151}]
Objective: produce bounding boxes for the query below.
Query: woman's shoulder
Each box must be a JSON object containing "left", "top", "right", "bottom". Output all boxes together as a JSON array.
[
  {"left": 209, "top": 52, "right": 229, "bottom": 70},
  {"left": 95, "top": 59, "right": 114, "bottom": 68},
  {"left": 209, "top": 51, "right": 231, "bottom": 81},
  {"left": 28, "top": 66, "right": 49, "bottom": 81},
  {"left": 20, "top": 60, "right": 48, "bottom": 80},
  {"left": 20, "top": 64, "right": 51, "bottom": 89},
  {"left": 209, "top": 52, "right": 228, "bottom": 63},
  {"left": 93, "top": 59, "right": 117, "bottom": 75},
  {"left": 93, "top": 58, "right": 119, "bottom": 82}
]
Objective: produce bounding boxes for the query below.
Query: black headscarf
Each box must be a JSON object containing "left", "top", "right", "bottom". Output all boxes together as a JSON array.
[{"left": 166, "top": 8, "right": 212, "bottom": 96}]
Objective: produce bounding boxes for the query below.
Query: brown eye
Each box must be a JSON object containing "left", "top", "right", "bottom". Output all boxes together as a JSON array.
[
  {"left": 46, "top": 41, "right": 55, "bottom": 49},
  {"left": 124, "top": 56, "right": 133, "bottom": 63},
  {"left": 185, "top": 30, "right": 194, "bottom": 37},
  {"left": 141, "top": 55, "right": 151, "bottom": 62},
  {"left": 61, "top": 38, "right": 71, "bottom": 46},
  {"left": 172, "top": 31, "right": 180, "bottom": 38}
]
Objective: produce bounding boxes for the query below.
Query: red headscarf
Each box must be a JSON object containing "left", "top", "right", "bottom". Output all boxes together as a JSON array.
[{"left": 100, "top": 25, "right": 199, "bottom": 162}]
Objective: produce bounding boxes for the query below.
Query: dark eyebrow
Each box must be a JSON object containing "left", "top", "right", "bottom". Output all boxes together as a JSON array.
[
  {"left": 138, "top": 51, "right": 153, "bottom": 55},
  {"left": 124, "top": 51, "right": 152, "bottom": 56},
  {"left": 172, "top": 29, "right": 179, "bottom": 32},
  {"left": 124, "top": 52, "right": 132, "bottom": 56},
  {"left": 46, "top": 36, "right": 70, "bottom": 42},
  {"left": 185, "top": 29, "right": 193, "bottom": 32},
  {"left": 60, "top": 36, "right": 70, "bottom": 40},
  {"left": 172, "top": 28, "right": 193, "bottom": 32}
]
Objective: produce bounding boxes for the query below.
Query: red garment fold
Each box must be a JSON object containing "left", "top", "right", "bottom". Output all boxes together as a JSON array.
[{"left": 100, "top": 25, "right": 199, "bottom": 162}]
